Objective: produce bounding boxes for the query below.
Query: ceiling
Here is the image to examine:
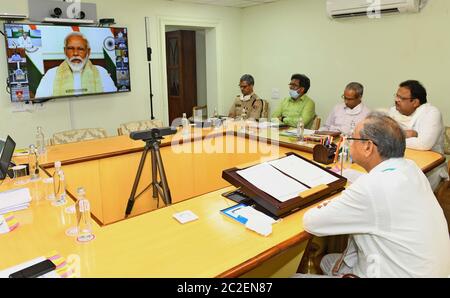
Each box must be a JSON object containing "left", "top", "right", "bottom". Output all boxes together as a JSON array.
[{"left": 165, "top": 0, "right": 281, "bottom": 8}]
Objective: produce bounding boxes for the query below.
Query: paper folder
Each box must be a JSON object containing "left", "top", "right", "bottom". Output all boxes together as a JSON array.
[{"left": 222, "top": 152, "right": 347, "bottom": 217}]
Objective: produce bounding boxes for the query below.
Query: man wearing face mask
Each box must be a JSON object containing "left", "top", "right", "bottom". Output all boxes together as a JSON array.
[
  {"left": 36, "top": 32, "right": 117, "bottom": 98},
  {"left": 388, "top": 80, "right": 448, "bottom": 191},
  {"left": 272, "top": 74, "right": 316, "bottom": 128},
  {"left": 228, "top": 74, "right": 263, "bottom": 120}
]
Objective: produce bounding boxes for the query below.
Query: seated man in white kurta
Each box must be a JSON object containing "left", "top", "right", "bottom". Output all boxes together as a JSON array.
[
  {"left": 320, "top": 82, "right": 371, "bottom": 136},
  {"left": 389, "top": 80, "right": 448, "bottom": 191},
  {"left": 35, "top": 32, "right": 117, "bottom": 98},
  {"left": 297, "top": 113, "right": 450, "bottom": 278}
]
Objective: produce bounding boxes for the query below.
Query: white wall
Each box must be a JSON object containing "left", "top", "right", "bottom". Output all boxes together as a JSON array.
[
  {"left": 0, "top": 0, "right": 242, "bottom": 147},
  {"left": 240, "top": 0, "right": 450, "bottom": 125},
  {"left": 2, "top": 0, "right": 449, "bottom": 148}
]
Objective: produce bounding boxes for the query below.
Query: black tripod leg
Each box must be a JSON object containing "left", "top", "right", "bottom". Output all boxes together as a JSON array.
[
  {"left": 125, "top": 145, "right": 150, "bottom": 217},
  {"left": 154, "top": 144, "right": 172, "bottom": 206},
  {"left": 151, "top": 148, "right": 158, "bottom": 199}
]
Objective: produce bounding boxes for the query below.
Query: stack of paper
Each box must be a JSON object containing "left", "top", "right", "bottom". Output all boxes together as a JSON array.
[
  {"left": 257, "top": 121, "right": 278, "bottom": 129},
  {"left": 237, "top": 163, "right": 308, "bottom": 202},
  {"left": 236, "top": 155, "right": 339, "bottom": 203},
  {"left": 280, "top": 128, "right": 315, "bottom": 137},
  {"left": 0, "top": 188, "right": 31, "bottom": 215}
]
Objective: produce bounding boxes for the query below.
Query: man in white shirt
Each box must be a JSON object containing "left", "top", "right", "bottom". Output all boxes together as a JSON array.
[
  {"left": 320, "top": 82, "right": 371, "bottom": 136},
  {"left": 35, "top": 32, "right": 117, "bottom": 99},
  {"left": 300, "top": 113, "right": 450, "bottom": 278},
  {"left": 389, "top": 80, "right": 448, "bottom": 191},
  {"left": 17, "top": 31, "right": 33, "bottom": 50}
]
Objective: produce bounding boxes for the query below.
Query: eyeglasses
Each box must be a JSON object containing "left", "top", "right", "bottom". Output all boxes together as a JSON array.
[
  {"left": 346, "top": 137, "right": 378, "bottom": 146},
  {"left": 394, "top": 93, "right": 414, "bottom": 101},
  {"left": 341, "top": 95, "right": 360, "bottom": 101}
]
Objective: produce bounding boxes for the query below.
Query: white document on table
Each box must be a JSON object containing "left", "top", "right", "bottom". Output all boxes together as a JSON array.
[
  {"left": 236, "top": 162, "right": 308, "bottom": 202},
  {"left": 268, "top": 155, "right": 338, "bottom": 188},
  {"left": 0, "top": 188, "right": 31, "bottom": 215}
]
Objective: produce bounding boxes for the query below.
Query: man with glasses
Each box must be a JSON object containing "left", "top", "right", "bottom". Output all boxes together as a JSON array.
[
  {"left": 36, "top": 32, "right": 117, "bottom": 98},
  {"left": 388, "top": 80, "right": 448, "bottom": 191},
  {"left": 320, "top": 82, "right": 370, "bottom": 135},
  {"left": 272, "top": 74, "right": 316, "bottom": 128},
  {"left": 228, "top": 74, "right": 264, "bottom": 120},
  {"left": 299, "top": 113, "right": 450, "bottom": 278}
]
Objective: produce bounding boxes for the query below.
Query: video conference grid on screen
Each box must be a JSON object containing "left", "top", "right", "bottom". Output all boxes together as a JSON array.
[{"left": 4, "top": 24, "right": 131, "bottom": 102}]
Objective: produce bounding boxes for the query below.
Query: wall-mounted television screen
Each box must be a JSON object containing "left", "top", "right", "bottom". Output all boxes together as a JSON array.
[{"left": 3, "top": 23, "right": 131, "bottom": 102}]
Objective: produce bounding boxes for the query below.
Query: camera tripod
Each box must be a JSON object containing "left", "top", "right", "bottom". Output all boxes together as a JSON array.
[{"left": 125, "top": 135, "right": 172, "bottom": 218}]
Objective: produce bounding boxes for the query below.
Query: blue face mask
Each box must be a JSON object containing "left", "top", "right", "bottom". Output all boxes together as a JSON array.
[{"left": 289, "top": 89, "right": 300, "bottom": 99}]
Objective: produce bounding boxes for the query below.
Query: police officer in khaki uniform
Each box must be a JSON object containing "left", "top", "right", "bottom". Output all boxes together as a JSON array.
[{"left": 228, "top": 74, "right": 264, "bottom": 120}]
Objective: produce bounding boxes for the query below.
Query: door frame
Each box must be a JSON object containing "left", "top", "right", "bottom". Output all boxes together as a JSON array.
[{"left": 156, "top": 16, "right": 222, "bottom": 126}]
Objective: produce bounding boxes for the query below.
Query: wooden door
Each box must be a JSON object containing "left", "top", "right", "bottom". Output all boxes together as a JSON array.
[{"left": 166, "top": 30, "right": 197, "bottom": 124}]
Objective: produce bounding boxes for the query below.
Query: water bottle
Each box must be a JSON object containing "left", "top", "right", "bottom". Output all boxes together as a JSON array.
[
  {"left": 182, "top": 113, "right": 190, "bottom": 136},
  {"left": 211, "top": 107, "right": 220, "bottom": 129},
  {"left": 35, "top": 126, "right": 46, "bottom": 156},
  {"left": 241, "top": 107, "right": 248, "bottom": 121},
  {"left": 237, "top": 108, "right": 248, "bottom": 133},
  {"left": 28, "top": 144, "right": 40, "bottom": 181},
  {"left": 338, "top": 138, "right": 352, "bottom": 175},
  {"left": 349, "top": 120, "right": 356, "bottom": 137},
  {"left": 52, "top": 161, "right": 67, "bottom": 206},
  {"left": 77, "top": 189, "right": 95, "bottom": 243},
  {"left": 65, "top": 187, "right": 83, "bottom": 237},
  {"left": 297, "top": 117, "right": 305, "bottom": 142}
]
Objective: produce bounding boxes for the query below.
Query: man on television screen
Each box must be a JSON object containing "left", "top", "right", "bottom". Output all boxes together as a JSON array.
[
  {"left": 17, "top": 31, "right": 33, "bottom": 49},
  {"left": 35, "top": 32, "right": 117, "bottom": 98}
]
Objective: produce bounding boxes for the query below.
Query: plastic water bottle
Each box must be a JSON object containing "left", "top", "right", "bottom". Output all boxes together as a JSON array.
[
  {"left": 241, "top": 107, "right": 248, "bottom": 121},
  {"left": 182, "top": 113, "right": 190, "bottom": 136},
  {"left": 349, "top": 120, "right": 356, "bottom": 137},
  {"left": 77, "top": 189, "right": 95, "bottom": 243},
  {"left": 52, "top": 161, "right": 67, "bottom": 206},
  {"left": 35, "top": 126, "right": 46, "bottom": 156},
  {"left": 339, "top": 138, "right": 352, "bottom": 175},
  {"left": 28, "top": 144, "right": 40, "bottom": 181},
  {"left": 238, "top": 108, "right": 248, "bottom": 133},
  {"left": 211, "top": 107, "right": 219, "bottom": 129},
  {"left": 297, "top": 117, "right": 305, "bottom": 142},
  {"left": 65, "top": 187, "right": 83, "bottom": 237}
]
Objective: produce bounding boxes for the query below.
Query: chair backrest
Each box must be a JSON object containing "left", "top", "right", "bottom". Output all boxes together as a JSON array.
[
  {"left": 309, "top": 116, "right": 321, "bottom": 130},
  {"left": 192, "top": 105, "right": 208, "bottom": 120},
  {"left": 0, "top": 138, "right": 5, "bottom": 154},
  {"left": 444, "top": 126, "right": 450, "bottom": 155},
  {"left": 52, "top": 128, "right": 108, "bottom": 145},
  {"left": 261, "top": 100, "right": 269, "bottom": 119},
  {"left": 118, "top": 119, "right": 164, "bottom": 135}
]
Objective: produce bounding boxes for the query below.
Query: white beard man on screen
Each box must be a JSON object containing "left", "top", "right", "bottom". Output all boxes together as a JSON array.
[
  {"left": 35, "top": 32, "right": 117, "bottom": 99},
  {"left": 17, "top": 31, "right": 33, "bottom": 50}
]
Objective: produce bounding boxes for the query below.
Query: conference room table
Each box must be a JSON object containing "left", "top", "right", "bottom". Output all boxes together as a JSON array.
[{"left": 0, "top": 125, "right": 445, "bottom": 277}]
